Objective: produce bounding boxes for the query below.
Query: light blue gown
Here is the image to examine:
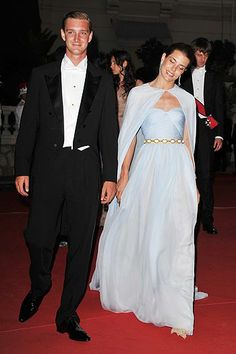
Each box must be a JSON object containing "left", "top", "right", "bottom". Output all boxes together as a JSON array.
[{"left": 90, "top": 96, "right": 197, "bottom": 335}]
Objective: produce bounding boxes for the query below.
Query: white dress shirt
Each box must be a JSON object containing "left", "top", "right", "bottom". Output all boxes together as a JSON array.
[
  {"left": 192, "top": 66, "right": 206, "bottom": 119},
  {"left": 61, "top": 55, "right": 87, "bottom": 148}
]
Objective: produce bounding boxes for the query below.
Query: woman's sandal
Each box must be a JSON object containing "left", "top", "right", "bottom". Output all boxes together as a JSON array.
[{"left": 171, "top": 328, "right": 188, "bottom": 339}]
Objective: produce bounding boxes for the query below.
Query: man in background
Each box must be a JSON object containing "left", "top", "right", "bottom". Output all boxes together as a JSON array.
[{"left": 182, "top": 37, "right": 224, "bottom": 236}]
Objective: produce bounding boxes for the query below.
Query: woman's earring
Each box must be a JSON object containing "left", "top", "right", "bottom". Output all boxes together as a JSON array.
[{"left": 178, "top": 75, "right": 181, "bottom": 86}]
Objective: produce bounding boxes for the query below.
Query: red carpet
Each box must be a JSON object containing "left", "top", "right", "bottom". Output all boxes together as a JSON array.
[{"left": 0, "top": 174, "right": 235, "bottom": 354}]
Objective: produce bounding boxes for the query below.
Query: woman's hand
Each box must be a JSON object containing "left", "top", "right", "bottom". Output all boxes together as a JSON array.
[
  {"left": 197, "top": 188, "right": 200, "bottom": 204},
  {"left": 116, "top": 173, "right": 129, "bottom": 205}
]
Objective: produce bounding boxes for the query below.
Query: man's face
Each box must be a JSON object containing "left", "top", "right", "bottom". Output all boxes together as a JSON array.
[
  {"left": 194, "top": 50, "right": 209, "bottom": 68},
  {"left": 61, "top": 18, "right": 93, "bottom": 59}
]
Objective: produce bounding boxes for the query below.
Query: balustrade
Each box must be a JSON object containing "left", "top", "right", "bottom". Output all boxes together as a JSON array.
[
  {"left": 0, "top": 105, "right": 17, "bottom": 178},
  {"left": 0, "top": 105, "right": 18, "bottom": 145}
]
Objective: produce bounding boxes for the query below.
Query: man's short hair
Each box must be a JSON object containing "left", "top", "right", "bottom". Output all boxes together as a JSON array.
[
  {"left": 191, "top": 37, "right": 212, "bottom": 54},
  {"left": 61, "top": 11, "right": 92, "bottom": 32}
]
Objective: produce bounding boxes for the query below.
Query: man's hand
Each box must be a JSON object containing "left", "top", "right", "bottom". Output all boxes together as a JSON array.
[
  {"left": 214, "top": 138, "right": 223, "bottom": 151},
  {"left": 15, "top": 176, "right": 29, "bottom": 196},
  {"left": 100, "top": 181, "right": 117, "bottom": 204}
]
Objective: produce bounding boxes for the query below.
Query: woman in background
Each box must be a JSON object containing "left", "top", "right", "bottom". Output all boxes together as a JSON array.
[{"left": 110, "top": 49, "right": 136, "bottom": 128}]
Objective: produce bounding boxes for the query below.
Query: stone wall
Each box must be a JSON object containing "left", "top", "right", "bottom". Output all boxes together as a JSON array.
[
  {"left": 38, "top": 0, "right": 236, "bottom": 69},
  {"left": 0, "top": 144, "right": 15, "bottom": 177}
]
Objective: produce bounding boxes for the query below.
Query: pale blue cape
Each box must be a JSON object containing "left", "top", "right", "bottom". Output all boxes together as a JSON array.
[{"left": 108, "top": 83, "right": 196, "bottom": 217}]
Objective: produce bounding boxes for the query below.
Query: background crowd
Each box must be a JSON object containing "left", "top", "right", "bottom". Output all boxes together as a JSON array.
[{"left": 0, "top": 34, "right": 236, "bottom": 174}]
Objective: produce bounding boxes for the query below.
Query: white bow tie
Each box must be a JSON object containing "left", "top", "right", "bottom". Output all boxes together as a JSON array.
[{"left": 194, "top": 66, "right": 206, "bottom": 74}]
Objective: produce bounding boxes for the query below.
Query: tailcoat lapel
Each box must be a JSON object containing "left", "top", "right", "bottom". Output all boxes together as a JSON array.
[
  {"left": 182, "top": 70, "right": 194, "bottom": 95},
  {"left": 76, "top": 62, "right": 102, "bottom": 126},
  {"left": 203, "top": 71, "right": 211, "bottom": 112},
  {"left": 44, "top": 61, "right": 64, "bottom": 135},
  {"left": 188, "top": 74, "right": 194, "bottom": 95}
]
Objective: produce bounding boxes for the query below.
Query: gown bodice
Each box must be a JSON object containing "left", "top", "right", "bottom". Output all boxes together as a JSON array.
[{"left": 141, "top": 107, "right": 185, "bottom": 140}]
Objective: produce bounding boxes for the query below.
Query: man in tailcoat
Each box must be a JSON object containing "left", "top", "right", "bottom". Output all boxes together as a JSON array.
[
  {"left": 182, "top": 37, "right": 224, "bottom": 235},
  {"left": 15, "top": 11, "right": 118, "bottom": 341}
]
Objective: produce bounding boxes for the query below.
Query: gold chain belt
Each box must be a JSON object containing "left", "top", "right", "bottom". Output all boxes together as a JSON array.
[{"left": 144, "top": 138, "right": 184, "bottom": 144}]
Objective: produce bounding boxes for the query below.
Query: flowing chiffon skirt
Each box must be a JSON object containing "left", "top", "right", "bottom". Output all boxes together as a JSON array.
[{"left": 90, "top": 107, "right": 198, "bottom": 335}]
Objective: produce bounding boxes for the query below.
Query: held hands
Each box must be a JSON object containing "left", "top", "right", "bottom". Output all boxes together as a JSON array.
[
  {"left": 101, "top": 181, "right": 117, "bottom": 204},
  {"left": 100, "top": 174, "right": 129, "bottom": 206},
  {"left": 15, "top": 176, "right": 29, "bottom": 197},
  {"left": 214, "top": 138, "right": 223, "bottom": 151}
]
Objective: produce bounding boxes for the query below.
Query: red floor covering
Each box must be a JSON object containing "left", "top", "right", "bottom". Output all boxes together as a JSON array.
[{"left": 0, "top": 173, "right": 235, "bottom": 354}]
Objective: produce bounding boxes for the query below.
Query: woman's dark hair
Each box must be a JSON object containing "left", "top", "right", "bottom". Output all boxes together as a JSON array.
[
  {"left": 109, "top": 49, "right": 136, "bottom": 95},
  {"left": 165, "top": 43, "right": 195, "bottom": 67},
  {"left": 61, "top": 11, "right": 92, "bottom": 32},
  {"left": 191, "top": 37, "right": 212, "bottom": 54}
]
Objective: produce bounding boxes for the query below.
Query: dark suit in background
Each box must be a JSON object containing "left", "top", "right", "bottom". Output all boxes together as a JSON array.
[{"left": 182, "top": 69, "right": 224, "bottom": 232}]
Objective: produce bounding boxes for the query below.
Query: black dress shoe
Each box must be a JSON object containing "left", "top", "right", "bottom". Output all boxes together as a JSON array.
[
  {"left": 203, "top": 224, "right": 218, "bottom": 234},
  {"left": 18, "top": 292, "right": 45, "bottom": 322},
  {"left": 57, "top": 317, "right": 91, "bottom": 342}
]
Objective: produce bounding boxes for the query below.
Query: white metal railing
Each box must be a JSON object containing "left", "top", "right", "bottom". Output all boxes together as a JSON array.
[{"left": 0, "top": 105, "right": 18, "bottom": 144}]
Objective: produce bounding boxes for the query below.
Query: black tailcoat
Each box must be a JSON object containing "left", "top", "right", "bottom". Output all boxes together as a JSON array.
[{"left": 15, "top": 60, "right": 118, "bottom": 325}]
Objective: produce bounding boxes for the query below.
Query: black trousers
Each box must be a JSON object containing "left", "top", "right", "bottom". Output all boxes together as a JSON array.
[
  {"left": 24, "top": 148, "right": 100, "bottom": 326},
  {"left": 195, "top": 120, "right": 215, "bottom": 227}
]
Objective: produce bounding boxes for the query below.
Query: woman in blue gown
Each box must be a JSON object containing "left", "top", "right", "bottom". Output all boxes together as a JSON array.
[{"left": 90, "top": 43, "right": 199, "bottom": 338}]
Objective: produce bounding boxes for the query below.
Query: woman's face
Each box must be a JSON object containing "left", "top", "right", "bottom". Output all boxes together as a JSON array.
[
  {"left": 110, "top": 56, "right": 123, "bottom": 75},
  {"left": 160, "top": 49, "right": 190, "bottom": 83}
]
